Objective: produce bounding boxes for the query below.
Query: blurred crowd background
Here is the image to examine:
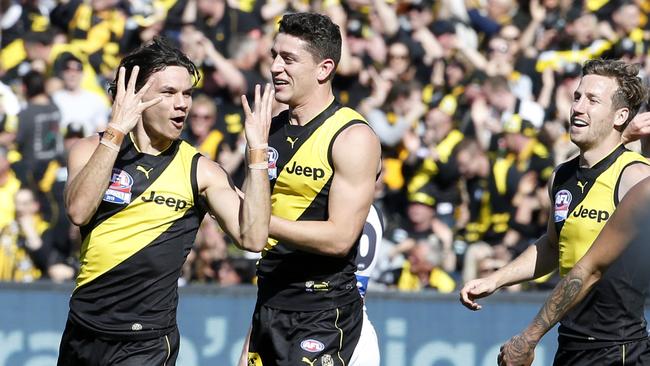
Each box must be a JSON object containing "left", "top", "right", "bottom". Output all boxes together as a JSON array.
[{"left": 1, "top": 0, "right": 649, "bottom": 294}]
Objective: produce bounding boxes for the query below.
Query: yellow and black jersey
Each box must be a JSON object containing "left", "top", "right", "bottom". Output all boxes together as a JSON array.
[
  {"left": 0, "top": 217, "right": 49, "bottom": 282},
  {"left": 552, "top": 144, "right": 649, "bottom": 344},
  {"left": 50, "top": 0, "right": 125, "bottom": 76},
  {"left": 68, "top": 134, "right": 206, "bottom": 340},
  {"left": 457, "top": 176, "right": 491, "bottom": 244},
  {"left": 406, "top": 129, "right": 464, "bottom": 206},
  {"left": 482, "top": 156, "right": 518, "bottom": 244},
  {"left": 394, "top": 262, "right": 456, "bottom": 293},
  {"left": 483, "top": 140, "right": 554, "bottom": 243},
  {"left": 257, "top": 101, "right": 365, "bottom": 311}
]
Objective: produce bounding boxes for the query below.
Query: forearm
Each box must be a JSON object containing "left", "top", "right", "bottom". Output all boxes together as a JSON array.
[
  {"left": 457, "top": 46, "right": 487, "bottom": 71},
  {"left": 65, "top": 144, "right": 117, "bottom": 226},
  {"left": 524, "top": 263, "right": 601, "bottom": 342},
  {"left": 239, "top": 169, "right": 270, "bottom": 251},
  {"left": 493, "top": 235, "right": 557, "bottom": 288},
  {"left": 269, "top": 216, "right": 359, "bottom": 257},
  {"left": 372, "top": 0, "right": 399, "bottom": 37},
  {"left": 207, "top": 53, "right": 247, "bottom": 94},
  {"left": 181, "top": 0, "right": 197, "bottom": 24},
  {"left": 367, "top": 110, "right": 413, "bottom": 147}
]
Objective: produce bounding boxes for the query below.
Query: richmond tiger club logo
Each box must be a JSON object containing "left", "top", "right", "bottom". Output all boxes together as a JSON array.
[
  {"left": 554, "top": 189, "right": 572, "bottom": 222},
  {"left": 103, "top": 168, "right": 134, "bottom": 204}
]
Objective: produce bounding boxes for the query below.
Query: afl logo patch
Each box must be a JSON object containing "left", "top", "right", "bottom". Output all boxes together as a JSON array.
[
  {"left": 300, "top": 339, "right": 325, "bottom": 353},
  {"left": 554, "top": 189, "right": 572, "bottom": 222},
  {"left": 103, "top": 168, "right": 134, "bottom": 204},
  {"left": 268, "top": 146, "right": 279, "bottom": 180}
]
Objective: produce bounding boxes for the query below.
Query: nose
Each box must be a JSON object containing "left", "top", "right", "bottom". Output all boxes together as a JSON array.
[
  {"left": 174, "top": 92, "right": 189, "bottom": 111},
  {"left": 572, "top": 95, "right": 586, "bottom": 115},
  {"left": 270, "top": 55, "right": 284, "bottom": 74}
]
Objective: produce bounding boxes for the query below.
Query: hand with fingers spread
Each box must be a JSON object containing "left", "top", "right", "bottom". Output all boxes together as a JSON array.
[
  {"left": 459, "top": 277, "right": 498, "bottom": 310},
  {"left": 110, "top": 66, "right": 162, "bottom": 133},
  {"left": 241, "top": 83, "right": 275, "bottom": 149}
]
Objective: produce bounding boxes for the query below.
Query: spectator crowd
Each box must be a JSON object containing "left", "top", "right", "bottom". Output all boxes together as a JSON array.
[{"left": 1, "top": 0, "right": 649, "bottom": 293}]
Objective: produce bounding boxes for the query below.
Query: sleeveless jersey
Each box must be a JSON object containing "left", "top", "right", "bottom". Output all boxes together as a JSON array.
[
  {"left": 68, "top": 134, "right": 206, "bottom": 340},
  {"left": 552, "top": 144, "right": 649, "bottom": 344},
  {"left": 257, "top": 101, "right": 366, "bottom": 311}
]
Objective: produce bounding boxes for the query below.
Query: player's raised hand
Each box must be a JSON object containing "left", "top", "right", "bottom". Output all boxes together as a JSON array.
[
  {"left": 459, "top": 277, "right": 498, "bottom": 310},
  {"left": 241, "top": 83, "right": 275, "bottom": 149},
  {"left": 110, "top": 66, "right": 162, "bottom": 132}
]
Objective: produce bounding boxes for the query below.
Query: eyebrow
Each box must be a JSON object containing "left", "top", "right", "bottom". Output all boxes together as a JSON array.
[
  {"left": 159, "top": 85, "right": 194, "bottom": 93},
  {"left": 272, "top": 48, "right": 300, "bottom": 59}
]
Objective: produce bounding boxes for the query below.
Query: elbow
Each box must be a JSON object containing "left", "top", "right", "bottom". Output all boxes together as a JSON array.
[
  {"left": 66, "top": 204, "right": 91, "bottom": 227},
  {"left": 239, "top": 235, "right": 267, "bottom": 253},
  {"left": 325, "top": 240, "right": 355, "bottom": 257}
]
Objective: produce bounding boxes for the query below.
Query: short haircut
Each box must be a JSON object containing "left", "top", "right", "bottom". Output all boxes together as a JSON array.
[
  {"left": 22, "top": 70, "right": 46, "bottom": 98},
  {"left": 453, "top": 137, "right": 484, "bottom": 157},
  {"left": 483, "top": 75, "right": 510, "bottom": 92},
  {"left": 108, "top": 37, "right": 200, "bottom": 99},
  {"left": 278, "top": 12, "right": 342, "bottom": 69},
  {"left": 582, "top": 59, "right": 647, "bottom": 123}
]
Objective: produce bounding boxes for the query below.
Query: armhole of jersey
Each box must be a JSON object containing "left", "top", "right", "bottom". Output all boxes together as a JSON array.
[
  {"left": 327, "top": 120, "right": 366, "bottom": 170},
  {"left": 191, "top": 153, "right": 201, "bottom": 205},
  {"left": 614, "top": 160, "right": 650, "bottom": 206}
]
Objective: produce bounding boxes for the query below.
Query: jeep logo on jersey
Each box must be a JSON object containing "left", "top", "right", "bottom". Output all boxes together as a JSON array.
[
  {"left": 554, "top": 189, "right": 572, "bottom": 222},
  {"left": 572, "top": 204, "right": 610, "bottom": 223},
  {"left": 300, "top": 339, "right": 325, "bottom": 353},
  {"left": 141, "top": 191, "right": 189, "bottom": 211},
  {"left": 285, "top": 161, "right": 325, "bottom": 180},
  {"left": 103, "top": 169, "right": 133, "bottom": 204}
]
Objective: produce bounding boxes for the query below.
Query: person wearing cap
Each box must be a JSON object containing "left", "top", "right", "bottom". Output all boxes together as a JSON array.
[
  {"left": 498, "top": 116, "right": 554, "bottom": 257},
  {"left": 403, "top": 94, "right": 463, "bottom": 266},
  {"left": 462, "top": 59, "right": 650, "bottom": 365}
]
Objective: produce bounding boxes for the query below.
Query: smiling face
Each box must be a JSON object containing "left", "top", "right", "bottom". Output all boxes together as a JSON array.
[
  {"left": 140, "top": 66, "right": 193, "bottom": 142},
  {"left": 270, "top": 33, "right": 329, "bottom": 107},
  {"left": 569, "top": 74, "right": 622, "bottom": 150}
]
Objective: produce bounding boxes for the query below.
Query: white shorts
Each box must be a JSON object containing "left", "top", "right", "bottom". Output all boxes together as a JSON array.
[{"left": 349, "top": 309, "right": 380, "bottom": 366}]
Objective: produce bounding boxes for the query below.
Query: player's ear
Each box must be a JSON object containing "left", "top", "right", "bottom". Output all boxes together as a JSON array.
[
  {"left": 316, "top": 59, "right": 336, "bottom": 82},
  {"left": 613, "top": 107, "right": 629, "bottom": 128}
]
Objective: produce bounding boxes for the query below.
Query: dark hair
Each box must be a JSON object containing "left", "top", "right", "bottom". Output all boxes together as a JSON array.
[
  {"left": 108, "top": 37, "right": 200, "bottom": 99},
  {"left": 582, "top": 59, "right": 646, "bottom": 123},
  {"left": 22, "top": 70, "right": 46, "bottom": 98},
  {"left": 24, "top": 30, "right": 55, "bottom": 45},
  {"left": 278, "top": 13, "right": 341, "bottom": 70},
  {"left": 453, "top": 137, "right": 484, "bottom": 157}
]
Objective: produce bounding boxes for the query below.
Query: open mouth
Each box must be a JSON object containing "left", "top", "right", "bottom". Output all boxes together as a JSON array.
[
  {"left": 171, "top": 116, "right": 185, "bottom": 128},
  {"left": 273, "top": 79, "right": 289, "bottom": 87},
  {"left": 571, "top": 117, "right": 588, "bottom": 128}
]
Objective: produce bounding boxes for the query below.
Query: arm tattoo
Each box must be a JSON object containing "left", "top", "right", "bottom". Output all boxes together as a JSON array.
[{"left": 531, "top": 270, "right": 585, "bottom": 333}]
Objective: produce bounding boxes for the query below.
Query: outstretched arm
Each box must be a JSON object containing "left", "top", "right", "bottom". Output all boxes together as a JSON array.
[
  {"left": 460, "top": 173, "right": 559, "bottom": 310},
  {"left": 497, "top": 176, "right": 650, "bottom": 366}
]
